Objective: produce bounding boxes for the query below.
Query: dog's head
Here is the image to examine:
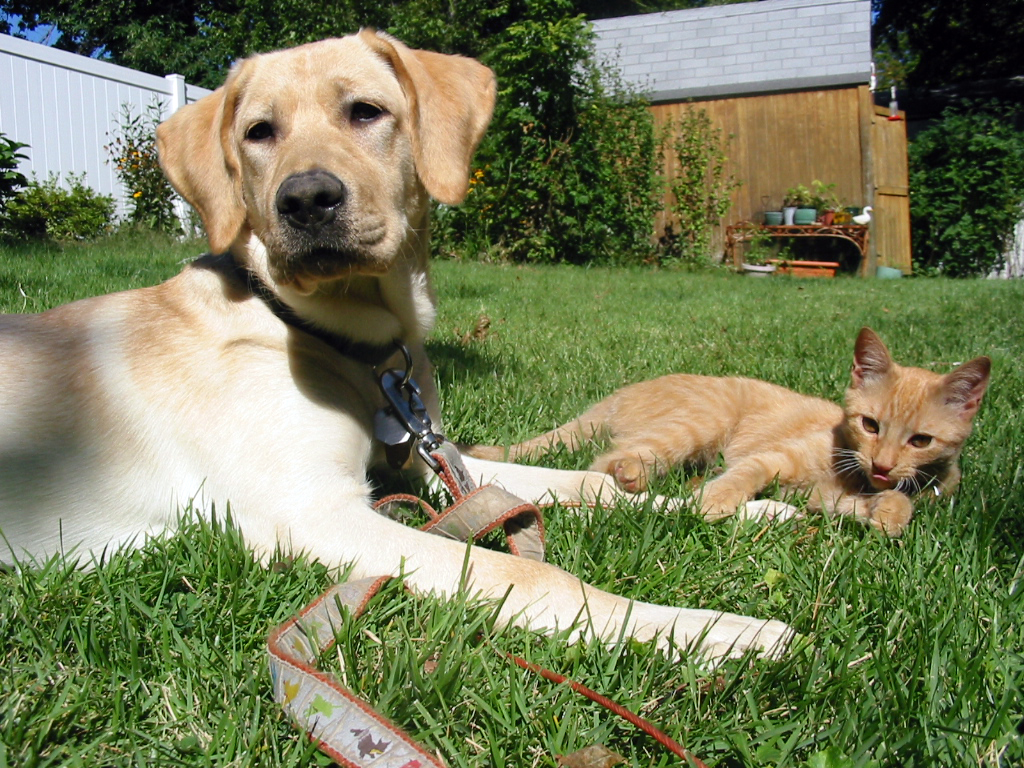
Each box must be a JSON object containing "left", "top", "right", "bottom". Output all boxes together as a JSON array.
[{"left": 157, "top": 31, "right": 495, "bottom": 293}]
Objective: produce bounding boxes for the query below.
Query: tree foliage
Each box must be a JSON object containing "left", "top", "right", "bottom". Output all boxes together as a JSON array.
[
  {"left": 3, "top": 0, "right": 725, "bottom": 89},
  {"left": 3, "top": 0, "right": 508, "bottom": 88},
  {"left": 433, "top": 0, "right": 661, "bottom": 264},
  {"left": 909, "top": 103, "right": 1024, "bottom": 277},
  {"left": 872, "top": 0, "right": 1024, "bottom": 89}
]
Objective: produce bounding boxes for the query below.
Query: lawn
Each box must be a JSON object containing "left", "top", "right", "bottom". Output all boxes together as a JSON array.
[{"left": 1, "top": 235, "right": 1022, "bottom": 767}]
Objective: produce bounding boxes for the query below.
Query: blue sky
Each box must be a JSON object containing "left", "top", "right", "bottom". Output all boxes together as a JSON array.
[{"left": 4, "top": 14, "right": 57, "bottom": 45}]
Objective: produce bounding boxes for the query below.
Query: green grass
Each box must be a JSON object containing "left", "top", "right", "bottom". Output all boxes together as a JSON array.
[{"left": 1, "top": 238, "right": 1022, "bottom": 767}]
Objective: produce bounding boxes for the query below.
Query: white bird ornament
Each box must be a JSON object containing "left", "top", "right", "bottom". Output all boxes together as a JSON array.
[{"left": 853, "top": 206, "right": 873, "bottom": 225}]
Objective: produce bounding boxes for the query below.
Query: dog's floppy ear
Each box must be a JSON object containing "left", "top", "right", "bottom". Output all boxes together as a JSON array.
[
  {"left": 156, "top": 70, "right": 246, "bottom": 254},
  {"left": 361, "top": 30, "right": 496, "bottom": 205}
]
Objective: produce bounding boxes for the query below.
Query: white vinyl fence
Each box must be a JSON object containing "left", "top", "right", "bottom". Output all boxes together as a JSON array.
[
  {"left": 0, "top": 33, "right": 211, "bottom": 217},
  {"left": 995, "top": 219, "right": 1024, "bottom": 279}
]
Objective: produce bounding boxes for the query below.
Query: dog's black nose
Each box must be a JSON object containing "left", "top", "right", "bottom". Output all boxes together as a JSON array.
[{"left": 276, "top": 170, "right": 346, "bottom": 230}]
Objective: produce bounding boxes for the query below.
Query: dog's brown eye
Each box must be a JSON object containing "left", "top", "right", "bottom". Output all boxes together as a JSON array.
[
  {"left": 246, "top": 122, "right": 274, "bottom": 141},
  {"left": 909, "top": 434, "right": 932, "bottom": 448},
  {"left": 351, "top": 102, "right": 384, "bottom": 123},
  {"left": 862, "top": 417, "right": 879, "bottom": 434}
]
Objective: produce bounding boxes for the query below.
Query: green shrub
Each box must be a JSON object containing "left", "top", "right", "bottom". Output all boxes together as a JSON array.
[
  {"left": 0, "top": 132, "right": 29, "bottom": 214},
  {"left": 1, "top": 174, "right": 116, "bottom": 241},
  {"left": 658, "top": 109, "right": 740, "bottom": 267},
  {"left": 107, "top": 103, "right": 182, "bottom": 235},
  {"left": 431, "top": 0, "right": 661, "bottom": 265},
  {"left": 909, "top": 102, "right": 1024, "bottom": 277}
]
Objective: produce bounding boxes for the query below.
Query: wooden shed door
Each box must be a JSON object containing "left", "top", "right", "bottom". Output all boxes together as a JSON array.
[{"left": 870, "top": 104, "right": 913, "bottom": 274}]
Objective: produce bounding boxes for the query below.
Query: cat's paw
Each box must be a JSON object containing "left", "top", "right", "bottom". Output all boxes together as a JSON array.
[
  {"left": 698, "top": 484, "right": 749, "bottom": 522},
  {"left": 867, "top": 490, "right": 914, "bottom": 536},
  {"left": 608, "top": 456, "right": 650, "bottom": 493}
]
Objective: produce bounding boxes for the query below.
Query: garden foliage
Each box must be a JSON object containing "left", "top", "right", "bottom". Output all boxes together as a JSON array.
[
  {"left": 432, "top": 0, "right": 661, "bottom": 265},
  {"left": 909, "top": 102, "right": 1024, "bottom": 277},
  {"left": 106, "top": 103, "right": 182, "bottom": 235},
  {"left": 657, "top": 109, "right": 739, "bottom": 267},
  {"left": 0, "top": 174, "right": 115, "bottom": 241},
  {"left": 0, "top": 132, "right": 29, "bottom": 213}
]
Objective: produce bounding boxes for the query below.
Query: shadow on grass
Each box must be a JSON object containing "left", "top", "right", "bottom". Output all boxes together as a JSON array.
[{"left": 426, "top": 337, "right": 514, "bottom": 385}]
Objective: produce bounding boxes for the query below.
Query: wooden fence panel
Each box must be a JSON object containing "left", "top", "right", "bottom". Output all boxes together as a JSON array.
[
  {"left": 652, "top": 85, "right": 911, "bottom": 273},
  {"left": 870, "top": 105, "right": 912, "bottom": 273},
  {"left": 653, "top": 87, "right": 866, "bottom": 232}
]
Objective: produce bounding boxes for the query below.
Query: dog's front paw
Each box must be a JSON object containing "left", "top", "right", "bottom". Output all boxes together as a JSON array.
[
  {"left": 690, "top": 613, "right": 795, "bottom": 662},
  {"left": 738, "top": 498, "right": 801, "bottom": 523},
  {"left": 867, "top": 490, "right": 914, "bottom": 536},
  {"left": 629, "top": 603, "right": 794, "bottom": 663}
]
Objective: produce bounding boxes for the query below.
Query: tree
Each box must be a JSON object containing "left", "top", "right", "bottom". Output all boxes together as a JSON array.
[
  {"left": 432, "top": 0, "right": 661, "bottom": 264},
  {"left": 5, "top": 0, "right": 222, "bottom": 87},
  {"left": 873, "top": 0, "right": 1024, "bottom": 89},
  {"left": 1, "top": 0, "right": 717, "bottom": 88},
  {"left": 908, "top": 103, "right": 1024, "bottom": 277}
]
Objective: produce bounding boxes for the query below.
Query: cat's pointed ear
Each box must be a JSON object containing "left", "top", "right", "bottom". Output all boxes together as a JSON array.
[
  {"left": 943, "top": 357, "right": 991, "bottom": 420},
  {"left": 851, "top": 327, "right": 894, "bottom": 386}
]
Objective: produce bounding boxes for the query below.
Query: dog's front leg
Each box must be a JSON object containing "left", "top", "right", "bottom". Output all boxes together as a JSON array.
[{"left": 285, "top": 504, "right": 792, "bottom": 662}]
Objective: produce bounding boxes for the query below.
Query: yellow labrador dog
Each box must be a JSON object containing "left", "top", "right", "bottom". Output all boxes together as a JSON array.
[{"left": 0, "top": 31, "right": 790, "bottom": 660}]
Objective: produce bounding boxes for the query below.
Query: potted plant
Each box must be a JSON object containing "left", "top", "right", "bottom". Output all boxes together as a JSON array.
[
  {"left": 782, "top": 185, "right": 802, "bottom": 225},
  {"left": 811, "top": 180, "right": 842, "bottom": 225},
  {"left": 761, "top": 195, "right": 783, "bottom": 226},
  {"left": 785, "top": 184, "right": 816, "bottom": 225}
]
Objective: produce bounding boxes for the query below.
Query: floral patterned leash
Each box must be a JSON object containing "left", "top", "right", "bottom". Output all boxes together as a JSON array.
[{"left": 267, "top": 352, "right": 707, "bottom": 767}]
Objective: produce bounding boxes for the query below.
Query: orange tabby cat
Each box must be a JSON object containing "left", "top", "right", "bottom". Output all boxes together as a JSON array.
[{"left": 468, "top": 328, "right": 990, "bottom": 535}]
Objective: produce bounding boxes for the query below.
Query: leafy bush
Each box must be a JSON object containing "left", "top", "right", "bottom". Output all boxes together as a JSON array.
[
  {"left": 658, "top": 109, "right": 739, "bottom": 267},
  {"left": 431, "top": 0, "right": 661, "bottom": 265},
  {"left": 107, "top": 103, "right": 182, "bottom": 235},
  {"left": 909, "top": 102, "right": 1024, "bottom": 277},
  {"left": 1, "top": 174, "right": 116, "bottom": 241},
  {"left": 0, "top": 132, "right": 29, "bottom": 214}
]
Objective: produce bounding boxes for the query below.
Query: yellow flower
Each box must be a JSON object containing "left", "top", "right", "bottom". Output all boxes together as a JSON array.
[{"left": 133, "top": 191, "right": 143, "bottom": 198}]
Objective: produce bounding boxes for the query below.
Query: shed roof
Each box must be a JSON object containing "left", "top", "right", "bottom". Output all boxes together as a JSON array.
[{"left": 591, "top": 0, "right": 872, "bottom": 103}]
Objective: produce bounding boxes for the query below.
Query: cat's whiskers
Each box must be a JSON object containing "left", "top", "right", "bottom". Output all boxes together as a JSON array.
[
  {"left": 831, "top": 448, "right": 864, "bottom": 479},
  {"left": 902, "top": 471, "right": 937, "bottom": 497}
]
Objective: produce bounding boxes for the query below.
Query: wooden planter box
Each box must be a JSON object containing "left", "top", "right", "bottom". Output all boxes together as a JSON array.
[{"left": 768, "top": 259, "right": 840, "bottom": 278}]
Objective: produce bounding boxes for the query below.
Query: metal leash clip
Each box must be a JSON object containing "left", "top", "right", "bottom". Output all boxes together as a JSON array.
[{"left": 373, "top": 343, "right": 444, "bottom": 471}]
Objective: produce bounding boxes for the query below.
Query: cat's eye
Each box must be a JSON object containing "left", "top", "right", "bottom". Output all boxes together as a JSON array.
[
  {"left": 909, "top": 434, "right": 932, "bottom": 448},
  {"left": 862, "top": 417, "right": 879, "bottom": 434}
]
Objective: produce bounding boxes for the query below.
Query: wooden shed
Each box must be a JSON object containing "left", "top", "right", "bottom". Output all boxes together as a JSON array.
[{"left": 593, "top": 0, "right": 911, "bottom": 275}]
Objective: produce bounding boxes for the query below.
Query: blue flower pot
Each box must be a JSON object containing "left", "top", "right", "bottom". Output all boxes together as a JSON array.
[{"left": 793, "top": 207, "right": 817, "bottom": 225}]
